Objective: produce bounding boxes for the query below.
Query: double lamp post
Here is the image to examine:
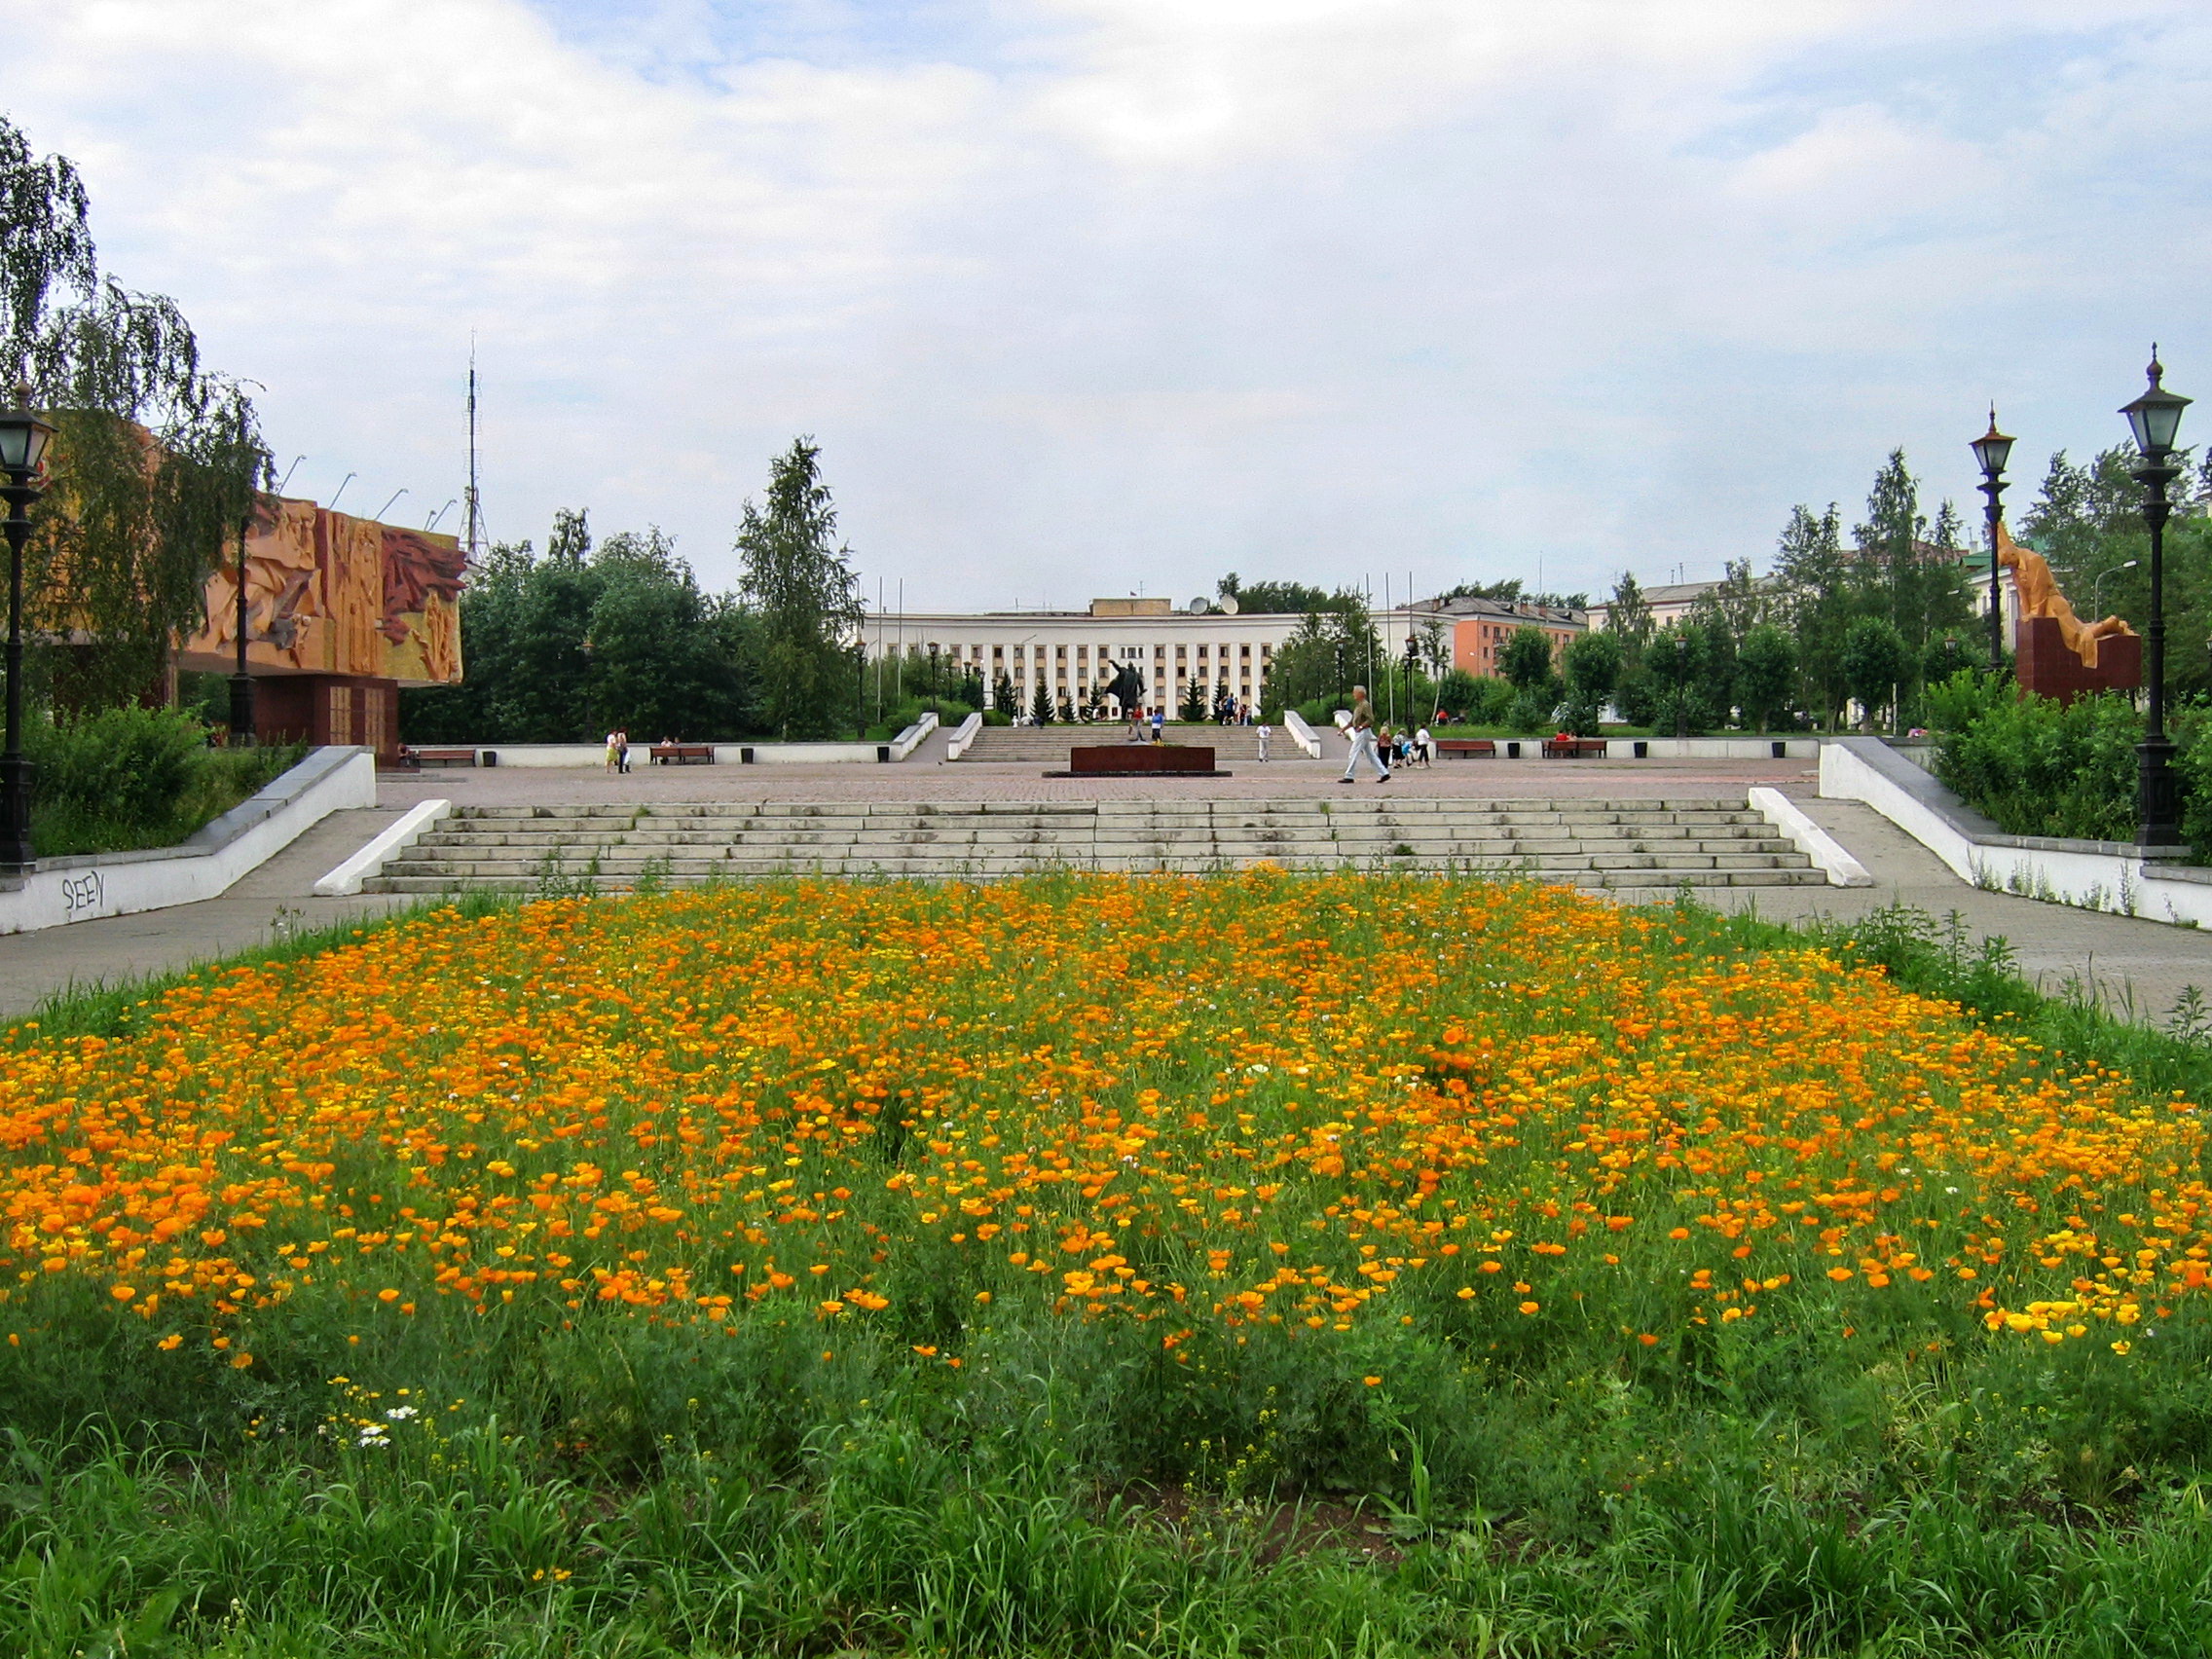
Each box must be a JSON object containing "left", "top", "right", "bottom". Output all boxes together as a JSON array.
[{"left": 1972, "top": 349, "right": 2193, "bottom": 848}]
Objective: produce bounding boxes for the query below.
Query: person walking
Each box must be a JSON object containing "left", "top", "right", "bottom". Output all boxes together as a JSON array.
[
  {"left": 1340, "top": 685, "right": 1388, "bottom": 784},
  {"left": 614, "top": 728, "right": 632, "bottom": 776},
  {"left": 1257, "top": 720, "right": 1272, "bottom": 762},
  {"left": 1151, "top": 705, "right": 1165, "bottom": 744},
  {"left": 605, "top": 729, "right": 621, "bottom": 773}
]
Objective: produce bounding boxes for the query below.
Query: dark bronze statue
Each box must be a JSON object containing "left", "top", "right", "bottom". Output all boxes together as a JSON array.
[{"left": 1103, "top": 659, "right": 1146, "bottom": 710}]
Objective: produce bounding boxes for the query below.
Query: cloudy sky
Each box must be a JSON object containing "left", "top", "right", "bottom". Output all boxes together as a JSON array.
[{"left": 4, "top": 0, "right": 2208, "bottom": 608}]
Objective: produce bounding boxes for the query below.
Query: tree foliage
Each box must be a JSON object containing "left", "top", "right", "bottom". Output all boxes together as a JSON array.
[
  {"left": 400, "top": 512, "right": 755, "bottom": 743},
  {"left": 1215, "top": 573, "right": 1333, "bottom": 613},
  {"left": 1265, "top": 593, "right": 1382, "bottom": 710},
  {"left": 737, "top": 438, "right": 863, "bottom": 741},
  {"left": 2, "top": 113, "right": 263, "bottom": 709}
]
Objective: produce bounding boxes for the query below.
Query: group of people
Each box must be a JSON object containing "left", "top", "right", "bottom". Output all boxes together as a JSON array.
[
  {"left": 1120, "top": 703, "right": 1276, "bottom": 759},
  {"left": 1339, "top": 685, "right": 1432, "bottom": 784}
]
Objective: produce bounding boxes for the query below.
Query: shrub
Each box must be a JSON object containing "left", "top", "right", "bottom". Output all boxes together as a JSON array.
[
  {"left": 28, "top": 705, "right": 301, "bottom": 857},
  {"left": 1935, "top": 686, "right": 2140, "bottom": 841}
]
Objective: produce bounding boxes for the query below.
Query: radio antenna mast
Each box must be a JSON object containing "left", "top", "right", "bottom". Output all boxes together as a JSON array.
[{"left": 462, "top": 340, "right": 484, "bottom": 565}]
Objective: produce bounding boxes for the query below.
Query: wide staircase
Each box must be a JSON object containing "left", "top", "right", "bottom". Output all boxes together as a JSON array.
[
  {"left": 956, "top": 724, "right": 1276, "bottom": 763},
  {"left": 366, "top": 798, "right": 1826, "bottom": 894}
]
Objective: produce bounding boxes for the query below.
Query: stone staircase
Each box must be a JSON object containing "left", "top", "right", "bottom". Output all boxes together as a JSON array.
[
  {"left": 365, "top": 797, "right": 1826, "bottom": 894},
  {"left": 955, "top": 724, "right": 1275, "bottom": 763}
]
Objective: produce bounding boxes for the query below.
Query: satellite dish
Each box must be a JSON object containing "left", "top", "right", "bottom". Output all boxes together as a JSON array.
[
  {"left": 1188, "top": 596, "right": 1211, "bottom": 614},
  {"left": 1218, "top": 594, "right": 1239, "bottom": 615}
]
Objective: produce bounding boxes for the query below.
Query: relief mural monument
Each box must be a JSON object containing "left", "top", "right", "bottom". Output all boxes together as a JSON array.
[{"left": 174, "top": 495, "right": 465, "bottom": 758}]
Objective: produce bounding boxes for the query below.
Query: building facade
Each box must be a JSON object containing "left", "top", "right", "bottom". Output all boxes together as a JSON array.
[
  {"left": 866, "top": 598, "right": 1484, "bottom": 714},
  {"left": 1425, "top": 596, "right": 1587, "bottom": 677},
  {"left": 865, "top": 598, "right": 1296, "bottom": 714}
]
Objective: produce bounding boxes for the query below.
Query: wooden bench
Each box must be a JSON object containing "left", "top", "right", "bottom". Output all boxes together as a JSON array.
[
  {"left": 650, "top": 743, "right": 717, "bottom": 765},
  {"left": 1435, "top": 739, "right": 1496, "bottom": 758},
  {"left": 401, "top": 746, "right": 477, "bottom": 768},
  {"left": 1540, "top": 737, "right": 1608, "bottom": 759}
]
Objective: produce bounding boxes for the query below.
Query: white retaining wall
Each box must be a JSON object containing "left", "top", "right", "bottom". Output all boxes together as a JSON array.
[
  {"left": 1819, "top": 736, "right": 2212, "bottom": 927},
  {"left": 0, "top": 747, "right": 377, "bottom": 935},
  {"left": 468, "top": 713, "right": 940, "bottom": 768},
  {"left": 944, "top": 712, "right": 983, "bottom": 760},
  {"left": 1282, "top": 711, "right": 1323, "bottom": 758},
  {"left": 1747, "top": 787, "right": 1872, "bottom": 886},
  {"left": 313, "top": 798, "right": 453, "bottom": 896}
]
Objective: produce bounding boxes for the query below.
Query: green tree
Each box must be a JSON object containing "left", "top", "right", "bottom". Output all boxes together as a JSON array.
[
  {"left": 1560, "top": 630, "right": 1622, "bottom": 735},
  {"left": 400, "top": 513, "right": 756, "bottom": 744},
  {"left": 1642, "top": 624, "right": 1698, "bottom": 737},
  {"left": 1735, "top": 623, "right": 1796, "bottom": 733},
  {"left": 1773, "top": 502, "right": 1853, "bottom": 728},
  {"left": 1604, "top": 571, "right": 1654, "bottom": 668},
  {"left": 1179, "top": 675, "right": 1207, "bottom": 721},
  {"left": 1842, "top": 615, "right": 1910, "bottom": 733},
  {"left": 1265, "top": 592, "right": 1381, "bottom": 708},
  {"left": 1498, "top": 626, "right": 1558, "bottom": 695},
  {"left": 1216, "top": 573, "right": 1333, "bottom": 613},
  {"left": 585, "top": 528, "right": 752, "bottom": 740},
  {"left": 3, "top": 113, "right": 263, "bottom": 710},
  {"left": 736, "top": 438, "right": 863, "bottom": 740},
  {"left": 991, "top": 669, "right": 1016, "bottom": 717},
  {"left": 1029, "top": 678, "right": 1054, "bottom": 724}
]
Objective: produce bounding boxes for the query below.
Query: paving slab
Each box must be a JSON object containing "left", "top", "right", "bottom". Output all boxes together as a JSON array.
[
  {"left": 0, "top": 805, "right": 415, "bottom": 1019},
  {"left": 1724, "top": 792, "right": 2212, "bottom": 1027}
]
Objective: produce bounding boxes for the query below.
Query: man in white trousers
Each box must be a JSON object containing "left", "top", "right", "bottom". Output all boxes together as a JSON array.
[{"left": 1339, "top": 685, "right": 1389, "bottom": 784}]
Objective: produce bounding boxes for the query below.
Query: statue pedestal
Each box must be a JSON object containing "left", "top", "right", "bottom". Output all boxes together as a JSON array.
[
  {"left": 1046, "top": 745, "right": 1228, "bottom": 778},
  {"left": 2016, "top": 616, "right": 2141, "bottom": 705}
]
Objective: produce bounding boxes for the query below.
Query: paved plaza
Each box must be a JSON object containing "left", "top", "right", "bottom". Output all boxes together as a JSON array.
[{"left": 9, "top": 749, "right": 2212, "bottom": 1028}]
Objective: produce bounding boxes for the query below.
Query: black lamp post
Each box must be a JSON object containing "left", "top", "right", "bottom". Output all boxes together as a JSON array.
[
  {"left": 1971, "top": 408, "right": 2014, "bottom": 672},
  {"left": 0, "top": 393, "right": 56, "bottom": 874},
  {"left": 2120, "top": 348, "right": 2193, "bottom": 847},
  {"left": 227, "top": 408, "right": 259, "bottom": 747}
]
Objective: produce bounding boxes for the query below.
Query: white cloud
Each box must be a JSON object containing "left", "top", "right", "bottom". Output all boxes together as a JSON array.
[{"left": 2, "top": 0, "right": 2209, "bottom": 605}]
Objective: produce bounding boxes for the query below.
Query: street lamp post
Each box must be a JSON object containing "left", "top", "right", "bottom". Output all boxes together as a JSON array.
[
  {"left": 0, "top": 392, "right": 56, "bottom": 874},
  {"left": 2120, "top": 349, "right": 2193, "bottom": 847},
  {"left": 2090, "top": 560, "right": 2139, "bottom": 621},
  {"left": 1971, "top": 408, "right": 2014, "bottom": 673}
]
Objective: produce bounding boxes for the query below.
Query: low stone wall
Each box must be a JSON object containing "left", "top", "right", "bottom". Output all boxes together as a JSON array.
[
  {"left": 0, "top": 747, "right": 377, "bottom": 935},
  {"left": 1820, "top": 736, "right": 2212, "bottom": 926},
  {"left": 464, "top": 714, "right": 940, "bottom": 768}
]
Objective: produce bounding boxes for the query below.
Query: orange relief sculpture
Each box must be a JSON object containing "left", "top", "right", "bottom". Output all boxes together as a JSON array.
[{"left": 178, "top": 497, "right": 464, "bottom": 685}]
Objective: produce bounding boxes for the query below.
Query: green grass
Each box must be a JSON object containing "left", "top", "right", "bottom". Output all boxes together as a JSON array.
[{"left": 6, "top": 888, "right": 2212, "bottom": 1657}]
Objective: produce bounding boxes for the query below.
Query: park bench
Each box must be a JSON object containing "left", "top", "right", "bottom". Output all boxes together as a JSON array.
[
  {"left": 1435, "top": 739, "right": 1496, "bottom": 758},
  {"left": 400, "top": 746, "right": 477, "bottom": 768},
  {"left": 1540, "top": 737, "right": 1608, "bottom": 759},
  {"left": 650, "top": 743, "right": 716, "bottom": 765}
]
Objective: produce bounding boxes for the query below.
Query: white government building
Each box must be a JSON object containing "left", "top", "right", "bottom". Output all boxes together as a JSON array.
[{"left": 864, "top": 597, "right": 1309, "bottom": 715}]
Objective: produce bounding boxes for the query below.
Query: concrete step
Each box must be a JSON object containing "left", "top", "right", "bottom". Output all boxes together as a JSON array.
[{"left": 365, "top": 794, "right": 1825, "bottom": 893}]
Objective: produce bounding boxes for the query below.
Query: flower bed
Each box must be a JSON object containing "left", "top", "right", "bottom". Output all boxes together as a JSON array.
[{"left": 3, "top": 873, "right": 2210, "bottom": 1653}]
